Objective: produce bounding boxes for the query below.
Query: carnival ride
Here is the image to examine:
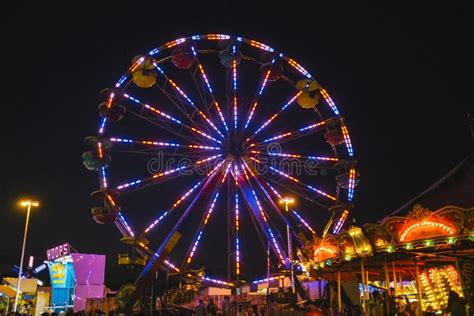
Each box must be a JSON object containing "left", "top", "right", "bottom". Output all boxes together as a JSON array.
[
  {"left": 299, "top": 152, "right": 474, "bottom": 313},
  {"left": 83, "top": 34, "right": 358, "bottom": 311}
]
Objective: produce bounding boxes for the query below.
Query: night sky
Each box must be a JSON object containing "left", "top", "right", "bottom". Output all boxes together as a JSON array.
[{"left": 1, "top": 2, "right": 472, "bottom": 288}]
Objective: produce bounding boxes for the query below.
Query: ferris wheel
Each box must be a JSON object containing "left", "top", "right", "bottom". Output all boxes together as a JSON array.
[{"left": 83, "top": 34, "right": 358, "bottom": 285}]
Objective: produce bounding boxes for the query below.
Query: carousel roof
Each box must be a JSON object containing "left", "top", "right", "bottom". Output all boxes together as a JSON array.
[{"left": 381, "top": 152, "right": 474, "bottom": 221}]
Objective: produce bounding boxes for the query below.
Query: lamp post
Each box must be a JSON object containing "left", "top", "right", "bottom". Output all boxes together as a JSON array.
[
  {"left": 13, "top": 200, "right": 39, "bottom": 313},
  {"left": 279, "top": 197, "right": 295, "bottom": 292}
]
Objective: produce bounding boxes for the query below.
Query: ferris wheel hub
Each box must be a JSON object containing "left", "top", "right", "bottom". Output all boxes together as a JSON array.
[{"left": 223, "top": 135, "right": 246, "bottom": 157}]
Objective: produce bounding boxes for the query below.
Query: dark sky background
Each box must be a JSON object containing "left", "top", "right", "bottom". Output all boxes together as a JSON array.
[{"left": 1, "top": 2, "right": 472, "bottom": 288}]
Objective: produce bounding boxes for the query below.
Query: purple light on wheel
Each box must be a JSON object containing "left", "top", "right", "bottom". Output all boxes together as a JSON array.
[
  {"left": 251, "top": 189, "right": 286, "bottom": 265},
  {"left": 155, "top": 65, "right": 224, "bottom": 138},
  {"left": 259, "top": 120, "right": 326, "bottom": 144},
  {"left": 244, "top": 65, "right": 273, "bottom": 130},
  {"left": 144, "top": 211, "right": 169, "bottom": 234},
  {"left": 233, "top": 59, "right": 238, "bottom": 130},
  {"left": 164, "top": 259, "right": 180, "bottom": 272},
  {"left": 186, "top": 191, "right": 221, "bottom": 264},
  {"left": 110, "top": 137, "right": 220, "bottom": 150},
  {"left": 115, "top": 75, "right": 128, "bottom": 88},
  {"left": 292, "top": 210, "right": 316, "bottom": 234},
  {"left": 122, "top": 93, "right": 183, "bottom": 124},
  {"left": 100, "top": 167, "right": 107, "bottom": 189},
  {"left": 118, "top": 212, "right": 134, "bottom": 237},
  {"left": 99, "top": 118, "right": 107, "bottom": 134},
  {"left": 251, "top": 157, "right": 336, "bottom": 201},
  {"left": 247, "top": 92, "right": 302, "bottom": 141},
  {"left": 235, "top": 192, "right": 240, "bottom": 275},
  {"left": 266, "top": 182, "right": 282, "bottom": 199},
  {"left": 191, "top": 46, "right": 229, "bottom": 133}
]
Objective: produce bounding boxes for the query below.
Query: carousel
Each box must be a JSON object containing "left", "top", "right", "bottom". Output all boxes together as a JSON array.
[{"left": 299, "top": 153, "right": 474, "bottom": 315}]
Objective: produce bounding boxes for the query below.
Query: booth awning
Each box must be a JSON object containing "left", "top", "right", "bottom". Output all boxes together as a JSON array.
[
  {"left": 0, "top": 285, "right": 17, "bottom": 297},
  {"left": 4, "top": 278, "right": 38, "bottom": 293}
]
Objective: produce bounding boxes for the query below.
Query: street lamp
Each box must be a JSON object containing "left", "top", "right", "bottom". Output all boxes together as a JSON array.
[
  {"left": 279, "top": 197, "right": 295, "bottom": 292},
  {"left": 13, "top": 199, "right": 39, "bottom": 313}
]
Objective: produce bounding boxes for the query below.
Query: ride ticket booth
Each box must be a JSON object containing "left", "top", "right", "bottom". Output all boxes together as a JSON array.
[{"left": 46, "top": 243, "right": 106, "bottom": 313}]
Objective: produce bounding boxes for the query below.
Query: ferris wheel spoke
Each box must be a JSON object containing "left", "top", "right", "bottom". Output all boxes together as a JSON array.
[
  {"left": 143, "top": 159, "right": 226, "bottom": 235},
  {"left": 117, "top": 211, "right": 135, "bottom": 237},
  {"left": 245, "top": 91, "right": 302, "bottom": 143},
  {"left": 249, "top": 118, "right": 333, "bottom": 147},
  {"left": 127, "top": 110, "right": 202, "bottom": 145},
  {"left": 265, "top": 182, "right": 316, "bottom": 235},
  {"left": 134, "top": 239, "right": 182, "bottom": 273},
  {"left": 131, "top": 230, "right": 183, "bottom": 273},
  {"left": 234, "top": 185, "right": 241, "bottom": 277},
  {"left": 123, "top": 98, "right": 203, "bottom": 144},
  {"left": 231, "top": 163, "right": 243, "bottom": 278},
  {"left": 263, "top": 174, "right": 335, "bottom": 210},
  {"left": 141, "top": 166, "right": 221, "bottom": 280},
  {"left": 115, "top": 154, "right": 222, "bottom": 192},
  {"left": 250, "top": 156, "right": 339, "bottom": 205},
  {"left": 143, "top": 180, "right": 204, "bottom": 235},
  {"left": 181, "top": 163, "right": 231, "bottom": 271},
  {"left": 291, "top": 210, "right": 317, "bottom": 235},
  {"left": 236, "top": 169, "right": 289, "bottom": 268},
  {"left": 241, "top": 159, "right": 301, "bottom": 240},
  {"left": 232, "top": 55, "right": 239, "bottom": 132},
  {"left": 152, "top": 74, "right": 216, "bottom": 137},
  {"left": 122, "top": 92, "right": 221, "bottom": 144},
  {"left": 114, "top": 213, "right": 131, "bottom": 237},
  {"left": 190, "top": 47, "right": 229, "bottom": 133},
  {"left": 114, "top": 219, "right": 130, "bottom": 238},
  {"left": 188, "top": 66, "right": 220, "bottom": 130},
  {"left": 239, "top": 160, "right": 288, "bottom": 264},
  {"left": 109, "top": 137, "right": 221, "bottom": 152},
  {"left": 109, "top": 148, "right": 214, "bottom": 159},
  {"left": 240, "top": 62, "right": 274, "bottom": 135},
  {"left": 135, "top": 158, "right": 222, "bottom": 192},
  {"left": 239, "top": 188, "right": 275, "bottom": 274},
  {"left": 127, "top": 109, "right": 219, "bottom": 145},
  {"left": 182, "top": 190, "right": 221, "bottom": 270},
  {"left": 153, "top": 82, "right": 210, "bottom": 133},
  {"left": 249, "top": 150, "right": 342, "bottom": 168},
  {"left": 154, "top": 64, "right": 225, "bottom": 138}
]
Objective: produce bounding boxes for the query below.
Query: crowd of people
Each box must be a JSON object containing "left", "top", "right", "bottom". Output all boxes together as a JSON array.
[
  {"left": 1, "top": 288, "right": 468, "bottom": 315},
  {"left": 364, "top": 288, "right": 467, "bottom": 316},
  {"left": 194, "top": 299, "right": 217, "bottom": 316}
]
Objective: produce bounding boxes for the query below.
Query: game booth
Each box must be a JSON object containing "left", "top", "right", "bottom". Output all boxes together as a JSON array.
[{"left": 45, "top": 243, "right": 106, "bottom": 312}]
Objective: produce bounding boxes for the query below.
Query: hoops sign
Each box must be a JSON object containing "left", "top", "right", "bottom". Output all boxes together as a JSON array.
[{"left": 46, "top": 243, "right": 70, "bottom": 261}]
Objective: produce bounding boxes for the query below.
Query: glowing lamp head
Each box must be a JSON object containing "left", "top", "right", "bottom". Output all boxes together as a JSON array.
[
  {"left": 446, "top": 237, "right": 457, "bottom": 244},
  {"left": 20, "top": 200, "right": 40, "bottom": 208},
  {"left": 423, "top": 239, "right": 434, "bottom": 247},
  {"left": 279, "top": 197, "right": 295, "bottom": 207}
]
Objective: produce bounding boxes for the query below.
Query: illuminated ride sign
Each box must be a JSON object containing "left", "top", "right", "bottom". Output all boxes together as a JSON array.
[{"left": 47, "top": 243, "right": 70, "bottom": 261}]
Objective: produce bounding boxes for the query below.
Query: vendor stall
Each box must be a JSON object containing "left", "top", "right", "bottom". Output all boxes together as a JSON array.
[{"left": 45, "top": 243, "right": 106, "bottom": 313}]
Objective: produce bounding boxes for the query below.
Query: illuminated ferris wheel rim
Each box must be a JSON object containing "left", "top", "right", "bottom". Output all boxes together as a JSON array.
[
  {"left": 90, "top": 33, "right": 358, "bottom": 283},
  {"left": 100, "top": 33, "right": 356, "bottom": 186}
]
